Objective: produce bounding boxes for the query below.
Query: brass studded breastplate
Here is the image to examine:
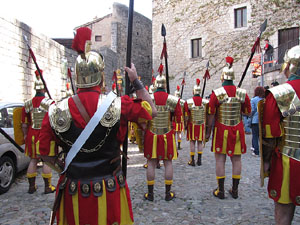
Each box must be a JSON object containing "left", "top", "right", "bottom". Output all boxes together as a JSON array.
[
  {"left": 269, "top": 83, "right": 300, "bottom": 161},
  {"left": 214, "top": 87, "right": 246, "bottom": 126},
  {"left": 24, "top": 99, "right": 46, "bottom": 129},
  {"left": 149, "top": 94, "right": 179, "bottom": 135},
  {"left": 187, "top": 98, "right": 205, "bottom": 125}
]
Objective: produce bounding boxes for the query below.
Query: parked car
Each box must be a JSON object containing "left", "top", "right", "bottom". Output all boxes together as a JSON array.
[{"left": 0, "top": 102, "right": 30, "bottom": 194}]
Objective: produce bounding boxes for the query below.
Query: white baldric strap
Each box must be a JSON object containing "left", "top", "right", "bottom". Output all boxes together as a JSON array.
[{"left": 62, "top": 91, "right": 117, "bottom": 174}]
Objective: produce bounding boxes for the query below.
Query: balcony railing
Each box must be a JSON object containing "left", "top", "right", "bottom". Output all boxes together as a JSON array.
[{"left": 263, "top": 39, "right": 299, "bottom": 73}]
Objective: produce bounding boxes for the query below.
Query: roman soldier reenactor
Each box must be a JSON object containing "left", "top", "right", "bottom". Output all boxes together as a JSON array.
[
  {"left": 21, "top": 70, "right": 56, "bottom": 194},
  {"left": 143, "top": 70, "right": 182, "bottom": 201},
  {"left": 206, "top": 56, "right": 251, "bottom": 199},
  {"left": 173, "top": 85, "right": 185, "bottom": 150},
  {"left": 37, "top": 27, "right": 156, "bottom": 225},
  {"left": 184, "top": 79, "right": 208, "bottom": 166},
  {"left": 261, "top": 45, "right": 300, "bottom": 224}
]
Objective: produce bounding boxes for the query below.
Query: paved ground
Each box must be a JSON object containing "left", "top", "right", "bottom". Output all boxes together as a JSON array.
[{"left": 0, "top": 134, "right": 300, "bottom": 225}]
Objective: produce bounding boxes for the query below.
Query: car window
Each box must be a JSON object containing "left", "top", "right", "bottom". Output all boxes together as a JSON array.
[
  {"left": 6, "top": 107, "right": 15, "bottom": 128},
  {"left": 0, "top": 108, "right": 7, "bottom": 128}
]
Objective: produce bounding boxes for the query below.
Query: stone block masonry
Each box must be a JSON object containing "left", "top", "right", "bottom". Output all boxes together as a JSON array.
[
  {"left": 152, "top": 0, "right": 300, "bottom": 99},
  {"left": 0, "top": 17, "right": 77, "bottom": 102}
]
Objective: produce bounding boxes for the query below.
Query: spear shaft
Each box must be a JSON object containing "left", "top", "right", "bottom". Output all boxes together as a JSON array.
[
  {"left": 23, "top": 35, "right": 52, "bottom": 99},
  {"left": 122, "top": 0, "right": 134, "bottom": 178}
]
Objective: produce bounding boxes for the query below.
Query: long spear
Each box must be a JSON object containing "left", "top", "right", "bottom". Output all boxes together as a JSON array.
[
  {"left": 201, "top": 61, "right": 210, "bottom": 98},
  {"left": 67, "top": 68, "right": 76, "bottom": 94},
  {"left": 23, "top": 35, "right": 52, "bottom": 99},
  {"left": 161, "top": 24, "right": 170, "bottom": 94},
  {"left": 238, "top": 19, "right": 267, "bottom": 88},
  {"left": 180, "top": 72, "right": 186, "bottom": 98},
  {"left": 122, "top": 0, "right": 134, "bottom": 178}
]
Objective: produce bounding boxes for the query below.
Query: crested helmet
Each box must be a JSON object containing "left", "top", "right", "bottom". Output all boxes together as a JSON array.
[
  {"left": 72, "top": 27, "right": 105, "bottom": 88},
  {"left": 221, "top": 56, "right": 235, "bottom": 81}
]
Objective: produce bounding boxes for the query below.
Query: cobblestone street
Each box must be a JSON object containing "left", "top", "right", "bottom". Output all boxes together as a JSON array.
[{"left": 0, "top": 134, "right": 300, "bottom": 225}]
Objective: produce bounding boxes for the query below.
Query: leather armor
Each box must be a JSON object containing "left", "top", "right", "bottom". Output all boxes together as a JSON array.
[{"left": 48, "top": 96, "right": 122, "bottom": 180}]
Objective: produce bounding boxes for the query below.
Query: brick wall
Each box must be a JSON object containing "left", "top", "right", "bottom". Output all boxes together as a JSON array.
[{"left": 0, "top": 17, "right": 76, "bottom": 103}]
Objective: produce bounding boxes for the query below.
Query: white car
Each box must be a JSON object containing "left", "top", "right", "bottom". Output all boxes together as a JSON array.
[{"left": 0, "top": 102, "right": 30, "bottom": 194}]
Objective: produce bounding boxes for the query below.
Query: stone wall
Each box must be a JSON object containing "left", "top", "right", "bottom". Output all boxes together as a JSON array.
[
  {"left": 76, "top": 3, "right": 153, "bottom": 90},
  {"left": 152, "top": 0, "right": 300, "bottom": 99},
  {"left": 112, "top": 3, "right": 153, "bottom": 86},
  {"left": 0, "top": 17, "right": 77, "bottom": 102}
]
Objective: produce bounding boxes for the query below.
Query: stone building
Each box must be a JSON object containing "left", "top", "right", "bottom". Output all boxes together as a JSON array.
[
  {"left": 152, "top": 0, "right": 300, "bottom": 99},
  {"left": 0, "top": 17, "right": 76, "bottom": 102},
  {"left": 75, "top": 3, "right": 152, "bottom": 93}
]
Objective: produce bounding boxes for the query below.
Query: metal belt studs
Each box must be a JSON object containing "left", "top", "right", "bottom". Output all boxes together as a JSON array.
[
  {"left": 270, "top": 189, "right": 277, "bottom": 198},
  {"left": 106, "top": 178, "right": 116, "bottom": 192}
]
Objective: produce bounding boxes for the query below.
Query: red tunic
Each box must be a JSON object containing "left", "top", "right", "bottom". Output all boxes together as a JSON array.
[
  {"left": 22, "top": 95, "right": 45, "bottom": 159},
  {"left": 263, "top": 78, "right": 300, "bottom": 206},
  {"left": 38, "top": 86, "right": 152, "bottom": 225},
  {"left": 173, "top": 99, "right": 184, "bottom": 132},
  {"left": 144, "top": 91, "right": 181, "bottom": 160},
  {"left": 184, "top": 96, "right": 205, "bottom": 141},
  {"left": 208, "top": 85, "right": 251, "bottom": 156}
]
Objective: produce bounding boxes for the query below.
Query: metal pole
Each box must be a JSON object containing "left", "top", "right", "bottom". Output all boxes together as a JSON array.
[{"left": 261, "top": 52, "right": 264, "bottom": 86}]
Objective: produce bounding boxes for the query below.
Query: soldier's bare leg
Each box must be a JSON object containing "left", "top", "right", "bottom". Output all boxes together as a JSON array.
[
  {"left": 26, "top": 158, "right": 38, "bottom": 193},
  {"left": 229, "top": 155, "right": 241, "bottom": 198},
  {"left": 215, "top": 153, "right": 226, "bottom": 177},
  {"left": 163, "top": 160, "right": 175, "bottom": 201},
  {"left": 188, "top": 141, "right": 196, "bottom": 166},
  {"left": 27, "top": 158, "right": 38, "bottom": 174},
  {"left": 144, "top": 159, "right": 157, "bottom": 201},
  {"left": 177, "top": 131, "right": 182, "bottom": 150},
  {"left": 274, "top": 202, "right": 295, "bottom": 225},
  {"left": 230, "top": 155, "right": 242, "bottom": 175},
  {"left": 146, "top": 159, "right": 156, "bottom": 181}
]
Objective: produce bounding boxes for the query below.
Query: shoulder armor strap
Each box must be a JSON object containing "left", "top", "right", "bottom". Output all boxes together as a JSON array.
[
  {"left": 269, "top": 83, "right": 300, "bottom": 117},
  {"left": 236, "top": 88, "right": 247, "bottom": 103},
  {"left": 167, "top": 95, "right": 180, "bottom": 111},
  {"left": 40, "top": 98, "right": 55, "bottom": 112},
  {"left": 49, "top": 98, "right": 72, "bottom": 133},
  {"left": 100, "top": 96, "right": 121, "bottom": 127},
  {"left": 214, "top": 87, "right": 228, "bottom": 103},
  {"left": 24, "top": 99, "right": 33, "bottom": 113}
]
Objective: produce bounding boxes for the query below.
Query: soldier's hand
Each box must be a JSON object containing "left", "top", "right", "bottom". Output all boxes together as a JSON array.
[{"left": 125, "top": 63, "right": 138, "bottom": 82}]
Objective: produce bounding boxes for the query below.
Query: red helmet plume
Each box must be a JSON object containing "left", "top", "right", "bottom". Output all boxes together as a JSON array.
[
  {"left": 71, "top": 27, "right": 92, "bottom": 54},
  {"left": 196, "top": 78, "right": 200, "bottom": 85}
]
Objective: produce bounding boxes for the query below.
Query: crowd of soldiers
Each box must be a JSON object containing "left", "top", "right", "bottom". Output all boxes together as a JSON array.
[{"left": 16, "top": 25, "right": 300, "bottom": 225}]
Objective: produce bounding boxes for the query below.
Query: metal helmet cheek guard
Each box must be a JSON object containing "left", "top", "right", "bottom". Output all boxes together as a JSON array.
[
  {"left": 193, "top": 78, "right": 201, "bottom": 95},
  {"left": 156, "top": 74, "right": 167, "bottom": 89},
  {"left": 221, "top": 56, "right": 235, "bottom": 81},
  {"left": 280, "top": 45, "right": 300, "bottom": 75},
  {"left": 34, "top": 70, "right": 45, "bottom": 91},
  {"left": 75, "top": 50, "right": 105, "bottom": 88}
]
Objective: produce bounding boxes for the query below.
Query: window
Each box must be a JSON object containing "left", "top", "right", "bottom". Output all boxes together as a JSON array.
[
  {"left": 278, "top": 27, "right": 299, "bottom": 63},
  {"left": 191, "top": 38, "right": 202, "bottom": 58},
  {"left": 234, "top": 7, "right": 247, "bottom": 28},
  {"left": 95, "top": 35, "right": 102, "bottom": 42}
]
